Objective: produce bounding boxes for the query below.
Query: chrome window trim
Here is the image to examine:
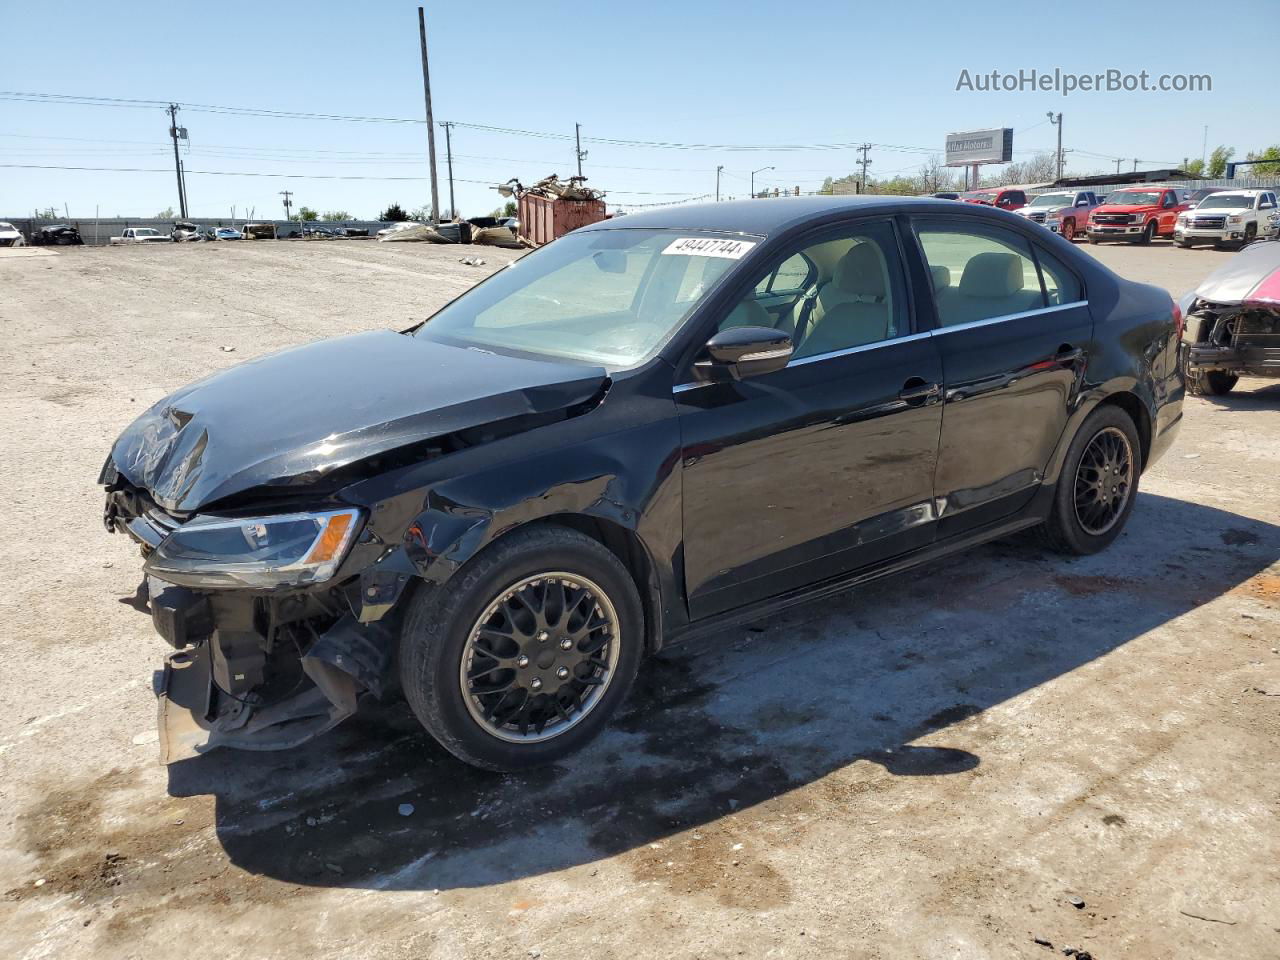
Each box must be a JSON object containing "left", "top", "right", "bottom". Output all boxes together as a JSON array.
[
  {"left": 671, "top": 300, "right": 1089, "bottom": 393},
  {"left": 788, "top": 330, "right": 934, "bottom": 367},
  {"left": 931, "top": 300, "right": 1088, "bottom": 336}
]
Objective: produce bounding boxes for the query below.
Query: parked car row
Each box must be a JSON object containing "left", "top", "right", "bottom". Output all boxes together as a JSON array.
[{"left": 936, "top": 184, "right": 1280, "bottom": 250}]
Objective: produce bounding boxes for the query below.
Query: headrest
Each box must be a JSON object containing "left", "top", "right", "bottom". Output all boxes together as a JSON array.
[
  {"left": 959, "top": 252, "right": 1023, "bottom": 299},
  {"left": 929, "top": 264, "right": 951, "bottom": 292},
  {"left": 832, "top": 242, "right": 886, "bottom": 301},
  {"left": 723, "top": 297, "right": 772, "bottom": 329}
]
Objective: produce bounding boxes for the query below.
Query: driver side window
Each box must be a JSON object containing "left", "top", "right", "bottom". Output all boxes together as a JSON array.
[{"left": 720, "top": 219, "right": 908, "bottom": 361}]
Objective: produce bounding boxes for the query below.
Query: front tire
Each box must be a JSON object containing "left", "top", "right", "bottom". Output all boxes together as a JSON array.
[
  {"left": 399, "top": 526, "right": 644, "bottom": 772},
  {"left": 1135, "top": 220, "right": 1156, "bottom": 245},
  {"left": 1039, "top": 405, "right": 1142, "bottom": 555},
  {"left": 1187, "top": 368, "right": 1239, "bottom": 396},
  {"left": 1061, "top": 220, "right": 1076, "bottom": 242}
]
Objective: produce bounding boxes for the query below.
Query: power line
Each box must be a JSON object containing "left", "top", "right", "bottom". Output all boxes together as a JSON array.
[{"left": 0, "top": 162, "right": 699, "bottom": 195}]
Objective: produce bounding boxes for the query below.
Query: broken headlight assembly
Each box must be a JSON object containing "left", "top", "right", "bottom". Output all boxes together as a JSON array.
[{"left": 143, "top": 507, "right": 362, "bottom": 589}]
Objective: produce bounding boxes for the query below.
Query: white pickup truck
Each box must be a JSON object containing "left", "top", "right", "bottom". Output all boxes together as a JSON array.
[
  {"left": 1174, "top": 190, "right": 1280, "bottom": 249},
  {"left": 110, "top": 227, "right": 171, "bottom": 245}
]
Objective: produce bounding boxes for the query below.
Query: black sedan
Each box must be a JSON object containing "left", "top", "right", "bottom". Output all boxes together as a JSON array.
[{"left": 100, "top": 196, "right": 1184, "bottom": 771}]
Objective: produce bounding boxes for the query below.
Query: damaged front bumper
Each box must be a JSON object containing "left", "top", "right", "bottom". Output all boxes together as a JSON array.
[
  {"left": 149, "top": 576, "right": 398, "bottom": 763},
  {"left": 105, "top": 470, "right": 410, "bottom": 764}
]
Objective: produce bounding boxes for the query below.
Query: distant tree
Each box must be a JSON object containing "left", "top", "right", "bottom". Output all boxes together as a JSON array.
[
  {"left": 1207, "top": 145, "right": 1234, "bottom": 178},
  {"left": 1183, "top": 158, "right": 1205, "bottom": 177},
  {"left": 298, "top": 206, "right": 320, "bottom": 222},
  {"left": 995, "top": 151, "right": 1057, "bottom": 186},
  {"left": 321, "top": 209, "right": 351, "bottom": 221},
  {"left": 156, "top": 206, "right": 175, "bottom": 219},
  {"left": 408, "top": 204, "right": 435, "bottom": 221},
  {"left": 502, "top": 200, "right": 517, "bottom": 217},
  {"left": 916, "top": 155, "right": 957, "bottom": 194},
  {"left": 379, "top": 203, "right": 408, "bottom": 222},
  {"left": 36, "top": 206, "right": 59, "bottom": 219},
  {"left": 1244, "top": 145, "right": 1280, "bottom": 176}
]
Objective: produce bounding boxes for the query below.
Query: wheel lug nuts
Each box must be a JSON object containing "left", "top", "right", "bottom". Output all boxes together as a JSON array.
[
  {"left": 530, "top": 677, "right": 542, "bottom": 691},
  {"left": 556, "top": 667, "right": 570, "bottom": 680},
  {"left": 536, "top": 630, "right": 549, "bottom": 642},
  {"left": 560, "top": 638, "right": 573, "bottom": 650},
  {"left": 516, "top": 655, "right": 530, "bottom": 668}
]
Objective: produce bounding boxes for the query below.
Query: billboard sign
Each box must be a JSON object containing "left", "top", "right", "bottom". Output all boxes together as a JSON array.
[{"left": 945, "top": 128, "right": 1014, "bottom": 166}]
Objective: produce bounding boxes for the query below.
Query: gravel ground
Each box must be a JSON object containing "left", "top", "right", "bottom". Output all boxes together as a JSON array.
[{"left": 0, "top": 237, "right": 1276, "bottom": 960}]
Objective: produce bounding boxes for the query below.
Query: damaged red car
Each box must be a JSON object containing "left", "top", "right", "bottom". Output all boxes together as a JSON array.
[{"left": 1180, "top": 239, "right": 1280, "bottom": 394}]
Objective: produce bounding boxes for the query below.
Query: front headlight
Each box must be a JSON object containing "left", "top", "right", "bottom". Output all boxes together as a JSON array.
[
  {"left": 144, "top": 507, "right": 362, "bottom": 589},
  {"left": 1227, "top": 214, "right": 1244, "bottom": 224},
  {"left": 1177, "top": 215, "right": 1188, "bottom": 225},
  {"left": 1131, "top": 213, "right": 1147, "bottom": 223}
]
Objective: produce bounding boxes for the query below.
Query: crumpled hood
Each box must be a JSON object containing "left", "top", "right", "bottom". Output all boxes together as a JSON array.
[
  {"left": 110, "top": 330, "right": 607, "bottom": 512},
  {"left": 1193, "top": 240, "right": 1280, "bottom": 306}
]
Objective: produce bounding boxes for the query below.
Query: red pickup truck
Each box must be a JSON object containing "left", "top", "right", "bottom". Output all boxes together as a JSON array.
[
  {"left": 959, "top": 187, "right": 1027, "bottom": 211},
  {"left": 1086, "top": 187, "right": 1188, "bottom": 244}
]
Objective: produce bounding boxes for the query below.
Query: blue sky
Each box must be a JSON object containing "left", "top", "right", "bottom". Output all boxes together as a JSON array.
[{"left": 1, "top": 0, "right": 1273, "bottom": 220}]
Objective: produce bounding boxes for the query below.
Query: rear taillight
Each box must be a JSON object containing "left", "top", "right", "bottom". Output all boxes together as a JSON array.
[{"left": 1172, "top": 298, "right": 1184, "bottom": 340}]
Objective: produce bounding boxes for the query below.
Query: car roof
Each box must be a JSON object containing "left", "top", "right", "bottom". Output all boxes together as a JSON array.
[{"left": 582, "top": 195, "right": 1005, "bottom": 238}]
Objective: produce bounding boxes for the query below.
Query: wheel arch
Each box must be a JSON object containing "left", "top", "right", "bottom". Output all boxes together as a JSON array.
[
  {"left": 1094, "top": 390, "right": 1152, "bottom": 470},
  {"left": 436, "top": 513, "right": 666, "bottom": 656}
]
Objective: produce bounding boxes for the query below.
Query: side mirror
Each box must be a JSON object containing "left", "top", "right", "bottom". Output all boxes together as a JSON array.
[{"left": 697, "top": 326, "right": 793, "bottom": 381}]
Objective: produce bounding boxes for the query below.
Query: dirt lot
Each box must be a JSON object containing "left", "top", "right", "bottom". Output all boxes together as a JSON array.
[{"left": 1, "top": 237, "right": 1276, "bottom": 960}]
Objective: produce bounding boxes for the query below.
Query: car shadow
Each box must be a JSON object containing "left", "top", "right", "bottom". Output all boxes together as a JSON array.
[
  {"left": 1199, "top": 378, "right": 1280, "bottom": 408},
  {"left": 166, "top": 492, "right": 1279, "bottom": 891}
]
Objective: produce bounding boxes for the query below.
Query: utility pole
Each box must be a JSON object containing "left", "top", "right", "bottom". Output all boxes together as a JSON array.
[
  {"left": 1133, "top": 158, "right": 1139, "bottom": 172},
  {"left": 279, "top": 190, "right": 294, "bottom": 222},
  {"left": 1046, "top": 112, "right": 1063, "bottom": 181},
  {"left": 715, "top": 165, "right": 724, "bottom": 201},
  {"left": 857, "top": 143, "right": 873, "bottom": 194},
  {"left": 167, "top": 103, "right": 188, "bottom": 218},
  {"left": 1114, "top": 159, "right": 1123, "bottom": 176},
  {"left": 417, "top": 6, "right": 441, "bottom": 224},
  {"left": 440, "top": 121, "right": 455, "bottom": 219},
  {"left": 575, "top": 122, "right": 587, "bottom": 178}
]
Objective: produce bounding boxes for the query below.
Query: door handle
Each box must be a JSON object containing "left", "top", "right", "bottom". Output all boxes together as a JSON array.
[{"left": 899, "top": 377, "right": 941, "bottom": 404}]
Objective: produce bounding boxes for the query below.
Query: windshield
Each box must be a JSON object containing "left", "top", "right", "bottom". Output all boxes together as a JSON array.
[
  {"left": 136, "top": 228, "right": 161, "bottom": 237},
  {"left": 1105, "top": 191, "right": 1161, "bottom": 206},
  {"left": 1198, "top": 194, "right": 1253, "bottom": 209},
  {"left": 0, "top": 222, "right": 13, "bottom": 230},
  {"left": 1029, "top": 193, "right": 1072, "bottom": 207},
  {"left": 415, "top": 228, "right": 754, "bottom": 367}
]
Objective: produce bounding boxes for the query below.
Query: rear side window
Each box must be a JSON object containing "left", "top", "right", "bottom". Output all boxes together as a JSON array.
[
  {"left": 913, "top": 220, "right": 1046, "bottom": 327},
  {"left": 1035, "top": 248, "right": 1083, "bottom": 306}
]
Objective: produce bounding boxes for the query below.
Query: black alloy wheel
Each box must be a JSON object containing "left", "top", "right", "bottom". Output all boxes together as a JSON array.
[
  {"left": 399, "top": 525, "right": 643, "bottom": 771},
  {"left": 1038, "top": 405, "right": 1142, "bottom": 555},
  {"left": 1072, "top": 426, "right": 1134, "bottom": 536},
  {"left": 460, "top": 573, "right": 620, "bottom": 742}
]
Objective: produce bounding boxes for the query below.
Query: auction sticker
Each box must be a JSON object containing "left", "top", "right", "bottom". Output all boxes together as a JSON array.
[{"left": 662, "top": 237, "right": 757, "bottom": 259}]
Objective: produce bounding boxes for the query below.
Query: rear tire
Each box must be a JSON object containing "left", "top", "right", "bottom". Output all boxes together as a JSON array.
[
  {"left": 1177, "top": 238, "right": 1194, "bottom": 249},
  {"left": 399, "top": 526, "right": 644, "bottom": 772},
  {"left": 1038, "top": 405, "right": 1142, "bottom": 555}
]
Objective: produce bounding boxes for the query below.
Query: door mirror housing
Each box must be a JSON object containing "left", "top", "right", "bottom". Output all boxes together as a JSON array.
[{"left": 697, "top": 326, "right": 793, "bottom": 381}]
